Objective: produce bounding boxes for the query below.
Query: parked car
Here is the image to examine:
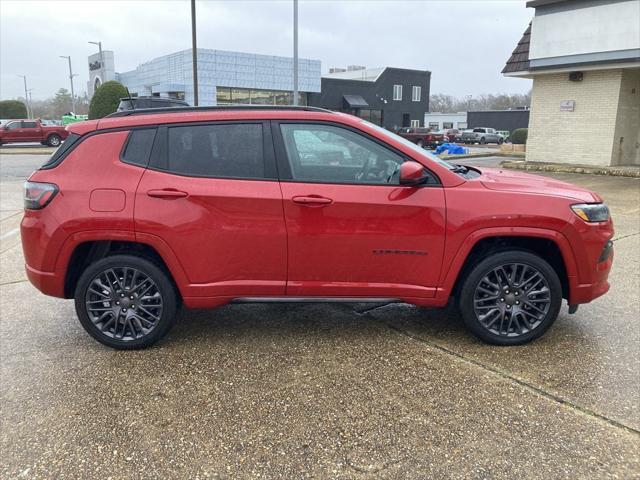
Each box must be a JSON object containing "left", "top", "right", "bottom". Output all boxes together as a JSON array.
[
  {"left": 21, "top": 106, "right": 614, "bottom": 349},
  {"left": 438, "top": 128, "right": 462, "bottom": 143},
  {"left": 396, "top": 127, "right": 445, "bottom": 149},
  {"left": 0, "top": 119, "right": 69, "bottom": 146},
  {"left": 460, "top": 127, "right": 504, "bottom": 144},
  {"left": 117, "top": 96, "right": 189, "bottom": 112},
  {"left": 497, "top": 130, "right": 511, "bottom": 142}
]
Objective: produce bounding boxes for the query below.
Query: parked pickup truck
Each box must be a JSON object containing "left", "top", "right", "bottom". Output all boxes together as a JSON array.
[
  {"left": 396, "top": 127, "right": 445, "bottom": 149},
  {"left": 459, "top": 127, "right": 504, "bottom": 145},
  {"left": 0, "top": 119, "right": 69, "bottom": 147}
]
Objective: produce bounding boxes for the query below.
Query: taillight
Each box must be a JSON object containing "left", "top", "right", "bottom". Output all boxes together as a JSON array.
[{"left": 24, "top": 181, "right": 58, "bottom": 210}]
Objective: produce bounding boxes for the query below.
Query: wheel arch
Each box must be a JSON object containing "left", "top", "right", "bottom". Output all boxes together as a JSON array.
[{"left": 441, "top": 228, "right": 578, "bottom": 302}]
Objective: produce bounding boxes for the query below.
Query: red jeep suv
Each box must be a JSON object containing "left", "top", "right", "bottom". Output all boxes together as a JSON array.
[{"left": 21, "top": 106, "right": 614, "bottom": 349}]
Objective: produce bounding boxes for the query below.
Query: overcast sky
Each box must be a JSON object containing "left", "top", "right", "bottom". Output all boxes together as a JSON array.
[{"left": 0, "top": 0, "right": 533, "bottom": 101}]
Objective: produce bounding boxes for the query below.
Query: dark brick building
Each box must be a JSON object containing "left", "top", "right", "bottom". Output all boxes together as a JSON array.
[{"left": 307, "top": 67, "right": 430, "bottom": 130}]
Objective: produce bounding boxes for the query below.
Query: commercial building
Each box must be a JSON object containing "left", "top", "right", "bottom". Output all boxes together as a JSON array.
[
  {"left": 307, "top": 66, "right": 431, "bottom": 130},
  {"left": 503, "top": 0, "right": 640, "bottom": 166},
  {"left": 87, "top": 50, "right": 116, "bottom": 97},
  {"left": 98, "top": 49, "right": 321, "bottom": 107},
  {"left": 424, "top": 110, "right": 529, "bottom": 132}
]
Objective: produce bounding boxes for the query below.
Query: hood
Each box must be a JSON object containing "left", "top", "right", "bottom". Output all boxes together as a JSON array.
[{"left": 478, "top": 167, "right": 601, "bottom": 203}]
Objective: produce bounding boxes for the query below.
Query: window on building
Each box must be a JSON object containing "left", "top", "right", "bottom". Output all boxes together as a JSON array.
[
  {"left": 280, "top": 124, "right": 405, "bottom": 185},
  {"left": 168, "top": 91, "right": 185, "bottom": 100},
  {"left": 410, "top": 120, "right": 420, "bottom": 128},
  {"left": 457, "top": 122, "right": 467, "bottom": 129},
  {"left": 429, "top": 122, "right": 440, "bottom": 130},
  {"left": 216, "top": 87, "right": 306, "bottom": 106},
  {"left": 166, "top": 123, "right": 264, "bottom": 178},
  {"left": 393, "top": 85, "right": 403, "bottom": 101},
  {"left": 412, "top": 86, "right": 421, "bottom": 102},
  {"left": 443, "top": 122, "right": 453, "bottom": 129}
]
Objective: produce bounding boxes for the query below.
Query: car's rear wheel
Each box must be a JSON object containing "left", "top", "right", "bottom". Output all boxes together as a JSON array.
[
  {"left": 480, "top": 137, "right": 486, "bottom": 144},
  {"left": 74, "top": 255, "right": 179, "bottom": 349},
  {"left": 47, "top": 134, "right": 61, "bottom": 147},
  {"left": 498, "top": 137, "right": 504, "bottom": 145},
  {"left": 459, "top": 250, "right": 562, "bottom": 345}
]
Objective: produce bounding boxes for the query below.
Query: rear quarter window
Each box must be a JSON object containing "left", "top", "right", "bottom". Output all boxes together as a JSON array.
[
  {"left": 121, "top": 128, "right": 157, "bottom": 167},
  {"left": 40, "top": 133, "right": 81, "bottom": 169}
]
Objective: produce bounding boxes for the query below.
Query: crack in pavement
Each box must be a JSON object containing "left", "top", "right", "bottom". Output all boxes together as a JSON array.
[
  {"left": 383, "top": 322, "right": 640, "bottom": 437},
  {"left": 613, "top": 232, "right": 640, "bottom": 242},
  {"left": 0, "top": 279, "right": 28, "bottom": 287}
]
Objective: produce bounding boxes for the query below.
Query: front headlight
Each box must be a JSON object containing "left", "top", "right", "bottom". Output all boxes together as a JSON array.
[{"left": 571, "top": 203, "right": 610, "bottom": 222}]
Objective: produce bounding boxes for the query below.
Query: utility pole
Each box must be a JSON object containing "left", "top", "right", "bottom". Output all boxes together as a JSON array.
[
  {"left": 18, "top": 75, "right": 30, "bottom": 117},
  {"left": 191, "top": 0, "right": 199, "bottom": 106},
  {"left": 293, "top": 0, "right": 299, "bottom": 106},
  {"left": 60, "top": 56, "right": 77, "bottom": 112}
]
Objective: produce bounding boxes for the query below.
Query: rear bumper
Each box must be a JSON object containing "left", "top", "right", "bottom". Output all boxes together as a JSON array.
[{"left": 25, "top": 263, "right": 65, "bottom": 297}]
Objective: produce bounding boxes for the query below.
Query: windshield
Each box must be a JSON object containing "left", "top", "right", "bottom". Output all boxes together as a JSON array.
[{"left": 359, "top": 120, "right": 456, "bottom": 171}]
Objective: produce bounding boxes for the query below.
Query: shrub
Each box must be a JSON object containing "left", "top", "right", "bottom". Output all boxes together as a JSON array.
[
  {"left": 510, "top": 128, "right": 528, "bottom": 144},
  {"left": 0, "top": 100, "right": 28, "bottom": 119},
  {"left": 88, "top": 81, "right": 128, "bottom": 119}
]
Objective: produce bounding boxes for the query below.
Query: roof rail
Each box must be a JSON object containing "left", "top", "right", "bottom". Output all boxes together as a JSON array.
[{"left": 106, "top": 104, "right": 335, "bottom": 118}]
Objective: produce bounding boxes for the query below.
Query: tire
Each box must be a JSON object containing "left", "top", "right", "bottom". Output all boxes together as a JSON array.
[
  {"left": 74, "top": 255, "right": 179, "bottom": 349},
  {"left": 498, "top": 137, "right": 504, "bottom": 145},
  {"left": 480, "top": 137, "right": 486, "bottom": 144},
  {"left": 416, "top": 139, "right": 424, "bottom": 148},
  {"left": 458, "top": 250, "right": 562, "bottom": 345},
  {"left": 47, "top": 134, "right": 61, "bottom": 147}
]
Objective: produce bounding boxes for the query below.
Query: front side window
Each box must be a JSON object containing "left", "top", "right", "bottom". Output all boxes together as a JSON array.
[
  {"left": 280, "top": 124, "right": 405, "bottom": 185},
  {"left": 393, "top": 84, "right": 403, "bottom": 101},
  {"left": 166, "top": 123, "right": 264, "bottom": 178},
  {"left": 412, "top": 86, "right": 421, "bottom": 102},
  {"left": 5, "top": 121, "right": 21, "bottom": 130}
]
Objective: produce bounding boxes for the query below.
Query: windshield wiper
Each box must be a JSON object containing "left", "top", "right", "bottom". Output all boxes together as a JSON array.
[{"left": 450, "top": 164, "right": 469, "bottom": 174}]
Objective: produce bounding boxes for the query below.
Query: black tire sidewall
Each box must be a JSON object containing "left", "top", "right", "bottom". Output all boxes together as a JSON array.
[
  {"left": 459, "top": 250, "right": 562, "bottom": 345},
  {"left": 74, "top": 255, "right": 178, "bottom": 349}
]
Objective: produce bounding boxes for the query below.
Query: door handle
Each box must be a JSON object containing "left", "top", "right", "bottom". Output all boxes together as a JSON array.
[
  {"left": 147, "top": 189, "right": 188, "bottom": 199},
  {"left": 292, "top": 195, "right": 333, "bottom": 206}
]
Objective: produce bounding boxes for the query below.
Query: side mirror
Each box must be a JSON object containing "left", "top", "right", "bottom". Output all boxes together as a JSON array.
[{"left": 399, "top": 161, "right": 427, "bottom": 186}]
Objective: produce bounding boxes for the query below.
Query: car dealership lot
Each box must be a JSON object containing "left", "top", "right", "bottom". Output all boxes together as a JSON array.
[{"left": 1, "top": 154, "right": 639, "bottom": 478}]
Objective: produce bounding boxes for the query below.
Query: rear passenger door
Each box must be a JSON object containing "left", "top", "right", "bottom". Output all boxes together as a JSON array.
[{"left": 134, "top": 121, "right": 287, "bottom": 298}]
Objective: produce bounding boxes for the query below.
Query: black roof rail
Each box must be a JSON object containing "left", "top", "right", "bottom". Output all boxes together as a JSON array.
[{"left": 106, "top": 105, "right": 335, "bottom": 118}]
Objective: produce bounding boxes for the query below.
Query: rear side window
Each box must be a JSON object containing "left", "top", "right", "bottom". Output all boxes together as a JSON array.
[
  {"left": 121, "top": 128, "right": 157, "bottom": 167},
  {"left": 23, "top": 121, "right": 37, "bottom": 128},
  {"left": 40, "top": 133, "right": 81, "bottom": 169},
  {"left": 165, "top": 123, "right": 264, "bottom": 178}
]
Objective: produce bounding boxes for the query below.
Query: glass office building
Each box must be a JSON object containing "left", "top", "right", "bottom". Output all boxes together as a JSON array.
[{"left": 116, "top": 49, "right": 321, "bottom": 106}]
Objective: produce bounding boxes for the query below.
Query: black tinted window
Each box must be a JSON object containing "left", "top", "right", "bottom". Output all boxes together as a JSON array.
[
  {"left": 166, "top": 124, "right": 264, "bottom": 178},
  {"left": 40, "top": 134, "right": 81, "bottom": 169},
  {"left": 122, "top": 128, "right": 156, "bottom": 167},
  {"left": 23, "top": 121, "right": 37, "bottom": 128}
]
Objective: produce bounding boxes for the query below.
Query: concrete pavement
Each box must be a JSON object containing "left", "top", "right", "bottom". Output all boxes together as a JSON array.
[{"left": 1, "top": 154, "right": 639, "bottom": 479}]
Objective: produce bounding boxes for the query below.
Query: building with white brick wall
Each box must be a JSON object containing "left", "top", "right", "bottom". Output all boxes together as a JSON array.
[{"left": 503, "top": 0, "right": 640, "bottom": 167}]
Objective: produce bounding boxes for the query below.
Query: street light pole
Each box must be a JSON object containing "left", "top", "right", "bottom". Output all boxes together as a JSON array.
[
  {"left": 293, "top": 0, "right": 299, "bottom": 106},
  {"left": 60, "top": 56, "right": 77, "bottom": 112},
  {"left": 191, "top": 0, "right": 199, "bottom": 106},
  {"left": 18, "top": 75, "right": 30, "bottom": 118}
]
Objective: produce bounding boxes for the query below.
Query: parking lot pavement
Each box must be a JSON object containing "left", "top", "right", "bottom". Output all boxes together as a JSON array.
[{"left": 1, "top": 155, "right": 639, "bottom": 478}]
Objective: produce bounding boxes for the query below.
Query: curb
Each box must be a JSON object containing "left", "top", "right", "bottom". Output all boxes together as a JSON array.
[
  {"left": 500, "top": 160, "right": 640, "bottom": 178},
  {"left": 0, "top": 149, "right": 54, "bottom": 155}
]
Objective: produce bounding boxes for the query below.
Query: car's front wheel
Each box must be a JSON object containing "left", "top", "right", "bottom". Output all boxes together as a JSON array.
[
  {"left": 459, "top": 250, "right": 562, "bottom": 345},
  {"left": 74, "top": 255, "right": 179, "bottom": 349}
]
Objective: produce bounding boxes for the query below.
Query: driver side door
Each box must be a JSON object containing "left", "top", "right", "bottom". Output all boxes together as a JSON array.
[{"left": 273, "top": 121, "right": 446, "bottom": 300}]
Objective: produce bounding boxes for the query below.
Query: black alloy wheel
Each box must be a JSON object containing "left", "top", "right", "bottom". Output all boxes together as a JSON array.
[
  {"left": 75, "top": 255, "right": 178, "bottom": 349},
  {"left": 459, "top": 250, "right": 562, "bottom": 345}
]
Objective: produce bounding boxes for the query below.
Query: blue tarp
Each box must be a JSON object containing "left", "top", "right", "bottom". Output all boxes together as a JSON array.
[{"left": 434, "top": 143, "right": 468, "bottom": 155}]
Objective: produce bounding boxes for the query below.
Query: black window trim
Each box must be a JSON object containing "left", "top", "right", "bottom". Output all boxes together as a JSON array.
[
  {"left": 270, "top": 120, "right": 441, "bottom": 187},
  {"left": 119, "top": 126, "right": 158, "bottom": 168},
  {"left": 39, "top": 133, "right": 82, "bottom": 170},
  {"left": 147, "top": 120, "right": 278, "bottom": 181}
]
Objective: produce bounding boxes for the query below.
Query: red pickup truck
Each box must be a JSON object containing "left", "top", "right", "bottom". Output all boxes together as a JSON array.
[
  {"left": 396, "top": 127, "right": 445, "bottom": 149},
  {"left": 0, "top": 119, "right": 69, "bottom": 147}
]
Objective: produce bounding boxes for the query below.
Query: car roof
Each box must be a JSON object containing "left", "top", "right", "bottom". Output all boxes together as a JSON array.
[{"left": 68, "top": 107, "right": 349, "bottom": 135}]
